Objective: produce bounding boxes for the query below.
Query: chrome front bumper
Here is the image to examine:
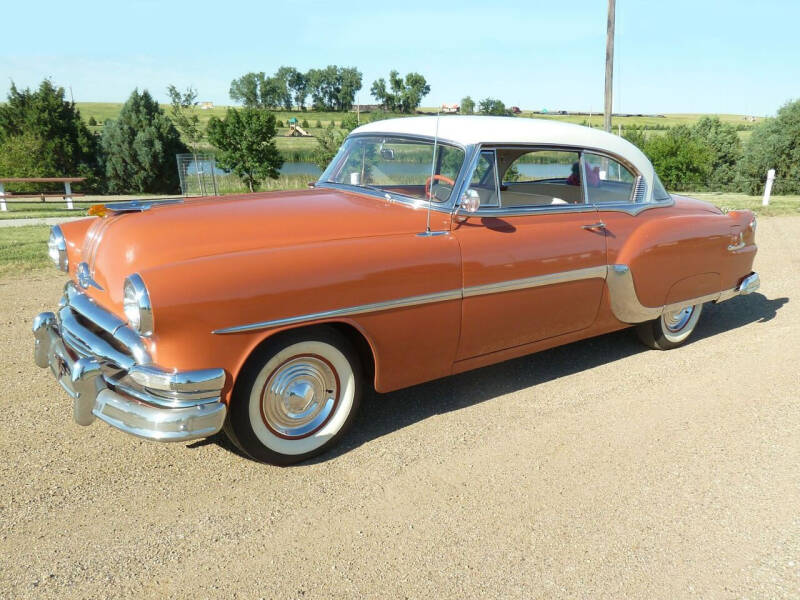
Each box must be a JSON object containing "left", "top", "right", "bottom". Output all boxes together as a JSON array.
[{"left": 32, "top": 285, "right": 227, "bottom": 442}]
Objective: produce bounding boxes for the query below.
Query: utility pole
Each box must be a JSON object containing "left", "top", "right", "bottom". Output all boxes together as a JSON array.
[{"left": 604, "top": 0, "right": 615, "bottom": 133}]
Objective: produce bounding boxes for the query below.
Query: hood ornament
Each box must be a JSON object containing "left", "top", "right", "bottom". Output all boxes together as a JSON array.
[
  {"left": 77, "top": 262, "right": 104, "bottom": 291},
  {"left": 104, "top": 198, "right": 184, "bottom": 214}
]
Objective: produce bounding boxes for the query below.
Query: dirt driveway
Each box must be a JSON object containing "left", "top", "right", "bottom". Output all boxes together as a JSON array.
[{"left": 1, "top": 217, "right": 798, "bottom": 599}]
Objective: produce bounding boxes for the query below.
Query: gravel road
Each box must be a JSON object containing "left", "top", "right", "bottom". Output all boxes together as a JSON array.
[{"left": 1, "top": 217, "right": 798, "bottom": 599}]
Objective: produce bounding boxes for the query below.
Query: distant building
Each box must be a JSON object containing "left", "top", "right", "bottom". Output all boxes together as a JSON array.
[
  {"left": 441, "top": 103, "right": 460, "bottom": 114},
  {"left": 510, "top": 106, "right": 522, "bottom": 114},
  {"left": 199, "top": 101, "right": 215, "bottom": 110}
]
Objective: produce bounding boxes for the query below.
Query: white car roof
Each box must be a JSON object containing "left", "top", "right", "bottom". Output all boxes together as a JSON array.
[{"left": 352, "top": 116, "right": 656, "bottom": 202}]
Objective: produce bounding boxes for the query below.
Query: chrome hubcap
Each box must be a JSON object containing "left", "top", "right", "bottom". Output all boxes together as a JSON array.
[
  {"left": 261, "top": 355, "right": 339, "bottom": 438},
  {"left": 663, "top": 306, "right": 694, "bottom": 332}
]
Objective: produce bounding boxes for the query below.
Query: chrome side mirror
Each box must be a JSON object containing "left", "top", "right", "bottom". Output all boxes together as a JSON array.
[{"left": 459, "top": 188, "right": 481, "bottom": 214}]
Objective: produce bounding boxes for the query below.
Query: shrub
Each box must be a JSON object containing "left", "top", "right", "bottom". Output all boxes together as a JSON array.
[
  {"left": 315, "top": 120, "right": 322, "bottom": 128},
  {"left": 87, "top": 116, "right": 98, "bottom": 126},
  {"left": 644, "top": 126, "right": 713, "bottom": 190},
  {"left": 737, "top": 99, "right": 800, "bottom": 194},
  {"left": 301, "top": 119, "right": 309, "bottom": 128}
]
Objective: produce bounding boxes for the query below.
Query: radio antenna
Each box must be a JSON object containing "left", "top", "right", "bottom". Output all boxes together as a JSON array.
[{"left": 425, "top": 113, "right": 440, "bottom": 234}]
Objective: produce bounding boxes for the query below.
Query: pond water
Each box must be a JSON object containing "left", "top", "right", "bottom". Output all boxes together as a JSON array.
[{"left": 186, "top": 160, "right": 570, "bottom": 179}]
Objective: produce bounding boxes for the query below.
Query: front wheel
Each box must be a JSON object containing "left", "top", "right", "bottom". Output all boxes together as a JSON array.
[
  {"left": 226, "top": 327, "right": 363, "bottom": 465},
  {"left": 636, "top": 303, "right": 703, "bottom": 350}
]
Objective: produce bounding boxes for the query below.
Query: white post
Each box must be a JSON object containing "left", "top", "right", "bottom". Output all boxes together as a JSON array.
[
  {"left": 64, "top": 181, "right": 74, "bottom": 210},
  {"left": 762, "top": 168, "right": 775, "bottom": 206},
  {"left": 0, "top": 182, "right": 6, "bottom": 212}
]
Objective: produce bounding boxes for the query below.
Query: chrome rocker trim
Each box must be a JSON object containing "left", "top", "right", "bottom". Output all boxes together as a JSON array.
[
  {"left": 607, "top": 265, "right": 760, "bottom": 323},
  {"left": 33, "top": 286, "right": 226, "bottom": 443}
]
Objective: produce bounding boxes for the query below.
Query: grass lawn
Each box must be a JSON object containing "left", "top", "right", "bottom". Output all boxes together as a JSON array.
[
  {"left": 690, "top": 192, "right": 800, "bottom": 216},
  {"left": 0, "top": 225, "right": 50, "bottom": 276}
]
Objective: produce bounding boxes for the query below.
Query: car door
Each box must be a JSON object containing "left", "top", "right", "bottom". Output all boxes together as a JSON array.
[{"left": 453, "top": 147, "right": 607, "bottom": 360}]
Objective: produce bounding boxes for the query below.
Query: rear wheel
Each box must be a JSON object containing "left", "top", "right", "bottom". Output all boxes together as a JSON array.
[
  {"left": 226, "top": 327, "right": 362, "bottom": 465},
  {"left": 636, "top": 303, "right": 703, "bottom": 350}
]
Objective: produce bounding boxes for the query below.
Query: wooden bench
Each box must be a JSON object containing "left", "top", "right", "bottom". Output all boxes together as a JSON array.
[{"left": 0, "top": 177, "right": 86, "bottom": 211}]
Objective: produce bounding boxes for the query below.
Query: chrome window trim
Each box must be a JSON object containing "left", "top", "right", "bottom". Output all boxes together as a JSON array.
[{"left": 464, "top": 204, "right": 598, "bottom": 218}]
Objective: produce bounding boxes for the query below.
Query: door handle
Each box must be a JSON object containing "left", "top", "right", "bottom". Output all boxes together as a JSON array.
[{"left": 582, "top": 222, "right": 606, "bottom": 230}]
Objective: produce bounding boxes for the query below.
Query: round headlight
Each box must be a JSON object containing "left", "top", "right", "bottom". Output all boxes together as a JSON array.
[
  {"left": 123, "top": 274, "right": 153, "bottom": 336},
  {"left": 48, "top": 226, "right": 68, "bottom": 272}
]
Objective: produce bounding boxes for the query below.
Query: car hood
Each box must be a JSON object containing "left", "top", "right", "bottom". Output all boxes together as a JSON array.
[{"left": 77, "top": 187, "right": 443, "bottom": 308}]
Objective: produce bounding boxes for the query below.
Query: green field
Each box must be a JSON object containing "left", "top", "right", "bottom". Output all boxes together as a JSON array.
[{"left": 74, "top": 102, "right": 763, "bottom": 153}]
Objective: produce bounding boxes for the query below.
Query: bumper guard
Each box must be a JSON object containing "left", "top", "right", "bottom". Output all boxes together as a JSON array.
[{"left": 33, "top": 288, "right": 226, "bottom": 443}]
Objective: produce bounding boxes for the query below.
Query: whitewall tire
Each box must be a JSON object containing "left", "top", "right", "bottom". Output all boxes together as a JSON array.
[
  {"left": 636, "top": 303, "right": 703, "bottom": 350},
  {"left": 226, "top": 327, "right": 363, "bottom": 465}
]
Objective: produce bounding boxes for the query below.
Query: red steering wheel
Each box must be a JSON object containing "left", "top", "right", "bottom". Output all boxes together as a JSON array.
[{"left": 425, "top": 174, "right": 456, "bottom": 198}]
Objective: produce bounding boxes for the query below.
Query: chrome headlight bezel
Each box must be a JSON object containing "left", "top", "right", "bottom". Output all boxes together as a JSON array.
[
  {"left": 48, "top": 225, "right": 68, "bottom": 272},
  {"left": 123, "top": 273, "right": 153, "bottom": 337}
]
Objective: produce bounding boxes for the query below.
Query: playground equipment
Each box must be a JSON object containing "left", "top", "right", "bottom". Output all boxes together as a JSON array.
[{"left": 287, "top": 117, "right": 311, "bottom": 137}]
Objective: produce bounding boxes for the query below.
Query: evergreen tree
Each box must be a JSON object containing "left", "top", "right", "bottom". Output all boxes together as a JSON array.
[
  {"left": 0, "top": 79, "right": 100, "bottom": 189},
  {"left": 101, "top": 89, "right": 187, "bottom": 193}
]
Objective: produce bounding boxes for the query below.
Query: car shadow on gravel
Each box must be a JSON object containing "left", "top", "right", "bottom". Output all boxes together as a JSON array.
[{"left": 191, "top": 292, "right": 788, "bottom": 464}]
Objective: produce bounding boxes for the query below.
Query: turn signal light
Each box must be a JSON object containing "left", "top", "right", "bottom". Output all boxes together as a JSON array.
[{"left": 88, "top": 204, "right": 108, "bottom": 217}]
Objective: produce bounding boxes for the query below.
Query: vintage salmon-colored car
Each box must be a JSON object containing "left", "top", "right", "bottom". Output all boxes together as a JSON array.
[{"left": 33, "top": 116, "right": 759, "bottom": 464}]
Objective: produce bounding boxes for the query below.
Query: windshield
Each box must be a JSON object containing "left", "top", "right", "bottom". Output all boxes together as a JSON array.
[{"left": 320, "top": 135, "right": 466, "bottom": 203}]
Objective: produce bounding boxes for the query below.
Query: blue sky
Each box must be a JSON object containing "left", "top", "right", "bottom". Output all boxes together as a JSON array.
[{"left": 2, "top": 0, "right": 797, "bottom": 116}]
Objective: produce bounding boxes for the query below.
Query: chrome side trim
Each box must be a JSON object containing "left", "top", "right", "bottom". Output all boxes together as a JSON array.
[
  {"left": 214, "top": 266, "right": 607, "bottom": 335},
  {"left": 463, "top": 266, "right": 607, "bottom": 298},
  {"left": 213, "top": 289, "right": 463, "bottom": 335}
]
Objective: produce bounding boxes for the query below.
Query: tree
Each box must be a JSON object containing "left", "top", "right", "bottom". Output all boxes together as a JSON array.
[
  {"left": 307, "top": 65, "right": 363, "bottom": 111},
  {"left": 288, "top": 70, "right": 308, "bottom": 109},
  {"left": 370, "top": 70, "right": 430, "bottom": 113},
  {"left": 207, "top": 108, "right": 283, "bottom": 192},
  {"left": 229, "top": 72, "right": 263, "bottom": 108},
  {"left": 478, "top": 98, "right": 508, "bottom": 115},
  {"left": 643, "top": 126, "right": 713, "bottom": 190},
  {"left": 461, "top": 96, "right": 475, "bottom": 115},
  {"left": 738, "top": 99, "right": 800, "bottom": 194},
  {"left": 101, "top": 89, "right": 187, "bottom": 193},
  {"left": 167, "top": 85, "right": 203, "bottom": 154},
  {"left": 87, "top": 116, "right": 98, "bottom": 126},
  {"left": 691, "top": 116, "right": 741, "bottom": 187},
  {"left": 0, "top": 79, "right": 100, "bottom": 188},
  {"left": 313, "top": 114, "right": 358, "bottom": 169}
]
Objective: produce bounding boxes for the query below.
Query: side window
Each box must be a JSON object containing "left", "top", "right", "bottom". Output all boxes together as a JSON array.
[
  {"left": 466, "top": 150, "right": 500, "bottom": 207},
  {"left": 497, "top": 149, "right": 584, "bottom": 207},
  {"left": 583, "top": 152, "right": 636, "bottom": 204}
]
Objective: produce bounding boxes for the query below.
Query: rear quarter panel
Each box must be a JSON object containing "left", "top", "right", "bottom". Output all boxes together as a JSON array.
[{"left": 599, "top": 197, "right": 757, "bottom": 310}]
